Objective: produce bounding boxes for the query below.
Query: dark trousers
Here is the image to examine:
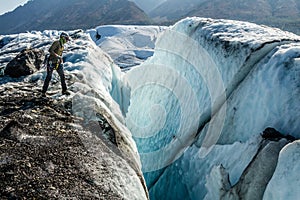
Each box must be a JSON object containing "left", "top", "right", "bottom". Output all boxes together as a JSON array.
[{"left": 42, "top": 63, "right": 67, "bottom": 93}]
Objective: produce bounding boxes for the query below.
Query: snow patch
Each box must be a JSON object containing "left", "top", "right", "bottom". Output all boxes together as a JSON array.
[{"left": 87, "top": 25, "right": 166, "bottom": 69}]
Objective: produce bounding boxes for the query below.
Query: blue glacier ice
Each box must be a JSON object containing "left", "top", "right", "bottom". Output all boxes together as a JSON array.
[{"left": 122, "top": 17, "right": 300, "bottom": 199}]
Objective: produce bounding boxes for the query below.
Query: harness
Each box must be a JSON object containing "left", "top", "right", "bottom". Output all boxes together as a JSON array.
[{"left": 48, "top": 61, "right": 60, "bottom": 70}]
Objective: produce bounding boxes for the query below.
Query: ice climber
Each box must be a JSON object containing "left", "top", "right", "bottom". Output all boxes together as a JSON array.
[{"left": 42, "top": 32, "right": 70, "bottom": 96}]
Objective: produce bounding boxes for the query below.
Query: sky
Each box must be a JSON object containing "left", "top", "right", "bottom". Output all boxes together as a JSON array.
[{"left": 0, "top": 0, "right": 29, "bottom": 15}]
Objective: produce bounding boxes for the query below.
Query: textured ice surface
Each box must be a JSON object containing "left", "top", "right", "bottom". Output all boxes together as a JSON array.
[
  {"left": 123, "top": 17, "right": 300, "bottom": 199},
  {"left": 124, "top": 17, "right": 300, "bottom": 173}
]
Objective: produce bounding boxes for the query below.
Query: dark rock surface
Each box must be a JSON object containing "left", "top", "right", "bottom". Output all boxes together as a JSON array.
[
  {"left": 261, "top": 127, "right": 296, "bottom": 142},
  {"left": 0, "top": 82, "right": 148, "bottom": 199},
  {"left": 4, "top": 48, "right": 45, "bottom": 78}
]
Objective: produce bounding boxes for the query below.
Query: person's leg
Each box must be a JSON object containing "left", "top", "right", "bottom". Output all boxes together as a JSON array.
[
  {"left": 42, "top": 65, "right": 54, "bottom": 93},
  {"left": 57, "top": 64, "right": 68, "bottom": 93}
]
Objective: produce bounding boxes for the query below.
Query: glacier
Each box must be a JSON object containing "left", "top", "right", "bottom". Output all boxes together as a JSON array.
[
  {"left": 122, "top": 17, "right": 300, "bottom": 199},
  {"left": 1, "top": 17, "right": 300, "bottom": 200}
]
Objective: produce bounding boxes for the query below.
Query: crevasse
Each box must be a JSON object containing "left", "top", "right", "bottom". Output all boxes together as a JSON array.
[{"left": 120, "top": 17, "right": 300, "bottom": 199}]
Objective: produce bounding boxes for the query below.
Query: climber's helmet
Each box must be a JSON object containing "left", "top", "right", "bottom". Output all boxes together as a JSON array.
[{"left": 60, "top": 32, "right": 70, "bottom": 43}]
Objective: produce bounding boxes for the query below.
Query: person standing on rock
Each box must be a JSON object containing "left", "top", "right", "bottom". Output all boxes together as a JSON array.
[{"left": 42, "top": 32, "right": 70, "bottom": 96}]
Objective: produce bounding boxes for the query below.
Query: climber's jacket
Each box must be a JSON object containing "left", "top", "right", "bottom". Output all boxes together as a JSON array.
[{"left": 48, "top": 39, "right": 64, "bottom": 65}]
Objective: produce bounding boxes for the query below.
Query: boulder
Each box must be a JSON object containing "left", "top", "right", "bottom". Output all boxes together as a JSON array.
[{"left": 4, "top": 48, "right": 45, "bottom": 78}]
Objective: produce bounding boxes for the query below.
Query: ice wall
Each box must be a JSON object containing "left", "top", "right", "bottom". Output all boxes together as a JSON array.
[{"left": 123, "top": 17, "right": 300, "bottom": 198}]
